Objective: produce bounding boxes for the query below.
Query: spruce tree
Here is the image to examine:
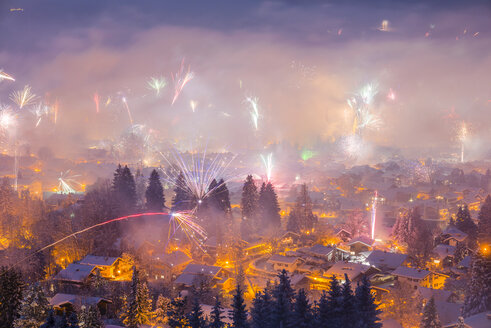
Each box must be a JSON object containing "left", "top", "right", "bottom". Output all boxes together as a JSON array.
[
  {"left": 251, "top": 290, "right": 273, "bottom": 328},
  {"left": 454, "top": 242, "right": 468, "bottom": 264},
  {"left": 112, "top": 164, "right": 137, "bottom": 215},
  {"left": 79, "top": 305, "right": 103, "bottom": 328},
  {"left": 13, "top": 283, "right": 50, "bottom": 328},
  {"left": 67, "top": 312, "right": 79, "bottom": 328},
  {"left": 462, "top": 251, "right": 491, "bottom": 317},
  {"left": 290, "top": 289, "right": 313, "bottom": 328},
  {"left": 188, "top": 297, "right": 206, "bottom": 328},
  {"left": 258, "top": 182, "right": 281, "bottom": 228},
  {"left": 327, "top": 275, "right": 343, "bottom": 328},
  {"left": 355, "top": 276, "right": 382, "bottom": 328},
  {"left": 420, "top": 297, "right": 442, "bottom": 328},
  {"left": 341, "top": 274, "right": 357, "bottom": 328},
  {"left": 286, "top": 184, "right": 316, "bottom": 233},
  {"left": 145, "top": 169, "right": 165, "bottom": 211},
  {"left": 136, "top": 279, "right": 153, "bottom": 324},
  {"left": 272, "top": 270, "right": 294, "bottom": 328},
  {"left": 241, "top": 175, "right": 258, "bottom": 221},
  {"left": 455, "top": 205, "right": 478, "bottom": 244},
  {"left": 0, "top": 267, "right": 24, "bottom": 328},
  {"left": 154, "top": 294, "right": 171, "bottom": 325},
  {"left": 171, "top": 172, "right": 192, "bottom": 212},
  {"left": 477, "top": 195, "right": 491, "bottom": 246},
  {"left": 315, "top": 291, "right": 331, "bottom": 328},
  {"left": 40, "top": 309, "right": 57, "bottom": 328},
  {"left": 167, "top": 297, "right": 188, "bottom": 328},
  {"left": 230, "top": 284, "right": 249, "bottom": 328},
  {"left": 123, "top": 267, "right": 139, "bottom": 328},
  {"left": 215, "top": 179, "right": 231, "bottom": 213},
  {"left": 209, "top": 297, "right": 225, "bottom": 328}
]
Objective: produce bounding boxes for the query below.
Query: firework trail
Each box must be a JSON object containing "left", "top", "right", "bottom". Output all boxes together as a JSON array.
[
  {"left": 10, "top": 85, "right": 37, "bottom": 109},
  {"left": 260, "top": 153, "right": 274, "bottom": 181},
  {"left": 122, "top": 96, "right": 133, "bottom": 124},
  {"left": 172, "top": 59, "right": 194, "bottom": 105},
  {"left": 387, "top": 88, "right": 396, "bottom": 101},
  {"left": 347, "top": 82, "right": 381, "bottom": 134},
  {"left": 246, "top": 96, "right": 259, "bottom": 130},
  {"left": 458, "top": 121, "right": 469, "bottom": 163},
  {"left": 371, "top": 190, "right": 378, "bottom": 240},
  {"left": 147, "top": 76, "right": 167, "bottom": 97},
  {"left": 58, "top": 170, "right": 82, "bottom": 194},
  {"left": 0, "top": 70, "right": 15, "bottom": 82},
  {"left": 32, "top": 103, "right": 51, "bottom": 127},
  {"left": 190, "top": 100, "right": 198, "bottom": 112},
  {"left": 159, "top": 148, "right": 238, "bottom": 206},
  {"left": 3, "top": 211, "right": 207, "bottom": 273},
  {"left": 93, "top": 92, "right": 100, "bottom": 113},
  {"left": 53, "top": 99, "right": 59, "bottom": 124}
]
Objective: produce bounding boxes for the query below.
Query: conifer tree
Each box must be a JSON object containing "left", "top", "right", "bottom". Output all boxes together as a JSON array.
[
  {"left": 315, "top": 291, "right": 331, "bottom": 328},
  {"left": 258, "top": 182, "right": 281, "bottom": 228},
  {"left": 122, "top": 267, "right": 139, "bottom": 328},
  {"left": 215, "top": 179, "right": 231, "bottom": 213},
  {"left": 40, "top": 309, "right": 57, "bottom": 328},
  {"left": 327, "top": 275, "right": 343, "bottom": 328},
  {"left": 241, "top": 175, "right": 258, "bottom": 220},
  {"left": 341, "top": 274, "right": 357, "bottom": 328},
  {"left": 355, "top": 276, "right": 382, "bottom": 328},
  {"left": 455, "top": 205, "right": 478, "bottom": 244},
  {"left": 188, "top": 297, "right": 206, "bottom": 328},
  {"left": 272, "top": 270, "right": 294, "bottom": 328},
  {"left": 286, "top": 184, "right": 316, "bottom": 233},
  {"left": 154, "top": 294, "right": 171, "bottom": 325},
  {"left": 230, "top": 284, "right": 249, "bottom": 328},
  {"left": 13, "top": 283, "right": 50, "bottom": 328},
  {"left": 145, "top": 169, "right": 165, "bottom": 211},
  {"left": 290, "top": 289, "right": 313, "bottom": 328},
  {"left": 477, "top": 195, "right": 491, "bottom": 246},
  {"left": 79, "top": 305, "right": 103, "bottom": 328},
  {"left": 462, "top": 251, "right": 491, "bottom": 317},
  {"left": 67, "top": 312, "right": 79, "bottom": 328},
  {"left": 0, "top": 267, "right": 24, "bottom": 328},
  {"left": 112, "top": 164, "right": 137, "bottom": 215},
  {"left": 420, "top": 297, "right": 442, "bottom": 328},
  {"left": 167, "top": 297, "right": 189, "bottom": 328},
  {"left": 209, "top": 297, "right": 225, "bottom": 328},
  {"left": 136, "top": 279, "right": 153, "bottom": 324},
  {"left": 251, "top": 290, "right": 273, "bottom": 328},
  {"left": 172, "top": 172, "right": 192, "bottom": 211}
]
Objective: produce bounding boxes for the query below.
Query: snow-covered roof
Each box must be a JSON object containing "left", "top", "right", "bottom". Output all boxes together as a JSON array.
[
  {"left": 392, "top": 266, "right": 430, "bottom": 280},
  {"left": 299, "top": 244, "right": 336, "bottom": 257},
  {"left": 458, "top": 255, "right": 472, "bottom": 268},
  {"left": 182, "top": 264, "right": 222, "bottom": 277},
  {"left": 433, "top": 244, "right": 456, "bottom": 260},
  {"left": 50, "top": 293, "right": 110, "bottom": 307},
  {"left": 434, "top": 300, "right": 461, "bottom": 326},
  {"left": 54, "top": 263, "right": 95, "bottom": 283},
  {"left": 365, "top": 250, "right": 407, "bottom": 271},
  {"left": 442, "top": 226, "right": 468, "bottom": 242},
  {"left": 416, "top": 286, "right": 454, "bottom": 303},
  {"left": 347, "top": 236, "right": 374, "bottom": 247},
  {"left": 159, "top": 250, "right": 192, "bottom": 267},
  {"left": 174, "top": 273, "right": 199, "bottom": 286},
  {"left": 444, "top": 312, "right": 491, "bottom": 328},
  {"left": 268, "top": 254, "right": 301, "bottom": 265},
  {"left": 79, "top": 255, "right": 119, "bottom": 267},
  {"left": 324, "top": 261, "right": 374, "bottom": 281}
]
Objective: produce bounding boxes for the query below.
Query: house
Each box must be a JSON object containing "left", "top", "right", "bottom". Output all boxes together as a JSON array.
[
  {"left": 324, "top": 261, "right": 380, "bottom": 283},
  {"left": 54, "top": 263, "right": 96, "bottom": 285},
  {"left": 298, "top": 244, "right": 349, "bottom": 261},
  {"left": 441, "top": 226, "right": 468, "bottom": 246},
  {"left": 392, "top": 266, "right": 448, "bottom": 290},
  {"left": 50, "top": 293, "right": 111, "bottom": 315},
  {"left": 334, "top": 228, "right": 352, "bottom": 242},
  {"left": 416, "top": 286, "right": 458, "bottom": 303},
  {"left": 444, "top": 312, "right": 491, "bottom": 328},
  {"left": 346, "top": 236, "right": 374, "bottom": 254},
  {"left": 154, "top": 250, "right": 192, "bottom": 281},
  {"left": 267, "top": 255, "right": 302, "bottom": 272},
  {"left": 78, "top": 255, "right": 121, "bottom": 279},
  {"left": 433, "top": 244, "right": 456, "bottom": 266},
  {"left": 174, "top": 264, "right": 225, "bottom": 288},
  {"left": 365, "top": 250, "right": 408, "bottom": 272}
]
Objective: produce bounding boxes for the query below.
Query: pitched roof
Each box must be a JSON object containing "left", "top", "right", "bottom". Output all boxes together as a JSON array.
[
  {"left": 79, "top": 255, "right": 119, "bottom": 267},
  {"left": 54, "top": 263, "right": 95, "bottom": 283},
  {"left": 442, "top": 226, "right": 468, "bottom": 242},
  {"left": 174, "top": 273, "right": 199, "bottom": 286},
  {"left": 160, "top": 250, "right": 192, "bottom": 267},
  {"left": 182, "top": 264, "right": 221, "bottom": 277},
  {"left": 324, "top": 261, "right": 373, "bottom": 281},
  {"left": 305, "top": 244, "right": 336, "bottom": 257},
  {"left": 268, "top": 254, "right": 301, "bottom": 265},
  {"left": 365, "top": 250, "right": 408, "bottom": 270},
  {"left": 416, "top": 286, "right": 454, "bottom": 303},
  {"left": 392, "top": 266, "right": 430, "bottom": 280},
  {"left": 458, "top": 255, "right": 472, "bottom": 268},
  {"left": 433, "top": 244, "right": 456, "bottom": 260},
  {"left": 50, "top": 293, "right": 110, "bottom": 307},
  {"left": 347, "top": 236, "right": 374, "bottom": 247}
]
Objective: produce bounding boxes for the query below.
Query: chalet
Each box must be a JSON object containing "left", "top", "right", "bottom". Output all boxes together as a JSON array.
[
  {"left": 50, "top": 293, "right": 111, "bottom": 315},
  {"left": 441, "top": 226, "right": 468, "bottom": 246},
  {"left": 392, "top": 266, "right": 448, "bottom": 290},
  {"left": 324, "top": 261, "right": 380, "bottom": 283},
  {"left": 154, "top": 250, "right": 193, "bottom": 282},
  {"left": 365, "top": 250, "right": 408, "bottom": 272},
  {"left": 416, "top": 286, "right": 458, "bottom": 303},
  {"left": 444, "top": 312, "right": 491, "bottom": 328},
  {"left": 346, "top": 236, "right": 374, "bottom": 254},
  {"left": 334, "top": 228, "right": 352, "bottom": 242},
  {"left": 54, "top": 263, "right": 96, "bottom": 285},
  {"left": 174, "top": 264, "right": 225, "bottom": 288},
  {"left": 433, "top": 244, "right": 456, "bottom": 266},
  {"left": 78, "top": 255, "right": 121, "bottom": 279},
  {"left": 298, "top": 244, "right": 349, "bottom": 261},
  {"left": 267, "top": 255, "right": 302, "bottom": 272}
]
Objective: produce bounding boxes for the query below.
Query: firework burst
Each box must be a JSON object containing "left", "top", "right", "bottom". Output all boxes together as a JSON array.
[
  {"left": 246, "top": 96, "right": 260, "bottom": 130},
  {"left": 10, "top": 85, "right": 37, "bottom": 109},
  {"left": 32, "top": 103, "right": 51, "bottom": 127},
  {"left": 260, "top": 153, "right": 274, "bottom": 181},
  {"left": 147, "top": 76, "right": 167, "bottom": 97},
  {"left": 58, "top": 170, "right": 82, "bottom": 194},
  {"left": 347, "top": 82, "right": 381, "bottom": 134},
  {"left": 458, "top": 121, "right": 469, "bottom": 163},
  {"left": 0, "top": 105, "right": 16, "bottom": 135},
  {"left": 0, "top": 70, "right": 15, "bottom": 82},
  {"left": 171, "top": 59, "right": 194, "bottom": 105},
  {"left": 168, "top": 211, "right": 207, "bottom": 249}
]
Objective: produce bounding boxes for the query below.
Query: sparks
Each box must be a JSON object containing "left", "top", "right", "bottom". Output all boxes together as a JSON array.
[
  {"left": 0, "top": 106, "right": 16, "bottom": 134},
  {"left": 260, "top": 153, "right": 274, "bottom": 181},
  {"left": 10, "top": 85, "right": 37, "bottom": 109},
  {"left": 0, "top": 70, "right": 15, "bottom": 82},
  {"left": 121, "top": 96, "right": 134, "bottom": 124},
  {"left": 93, "top": 92, "right": 100, "bottom": 113},
  {"left": 171, "top": 59, "right": 194, "bottom": 105},
  {"left": 58, "top": 170, "right": 82, "bottom": 194},
  {"left": 245, "top": 96, "right": 260, "bottom": 130},
  {"left": 458, "top": 121, "right": 469, "bottom": 163},
  {"left": 32, "top": 103, "right": 51, "bottom": 127},
  {"left": 371, "top": 190, "right": 378, "bottom": 240},
  {"left": 387, "top": 88, "right": 396, "bottom": 101},
  {"left": 147, "top": 76, "right": 167, "bottom": 97},
  {"left": 347, "top": 82, "right": 381, "bottom": 134},
  {"left": 190, "top": 100, "right": 198, "bottom": 112}
]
